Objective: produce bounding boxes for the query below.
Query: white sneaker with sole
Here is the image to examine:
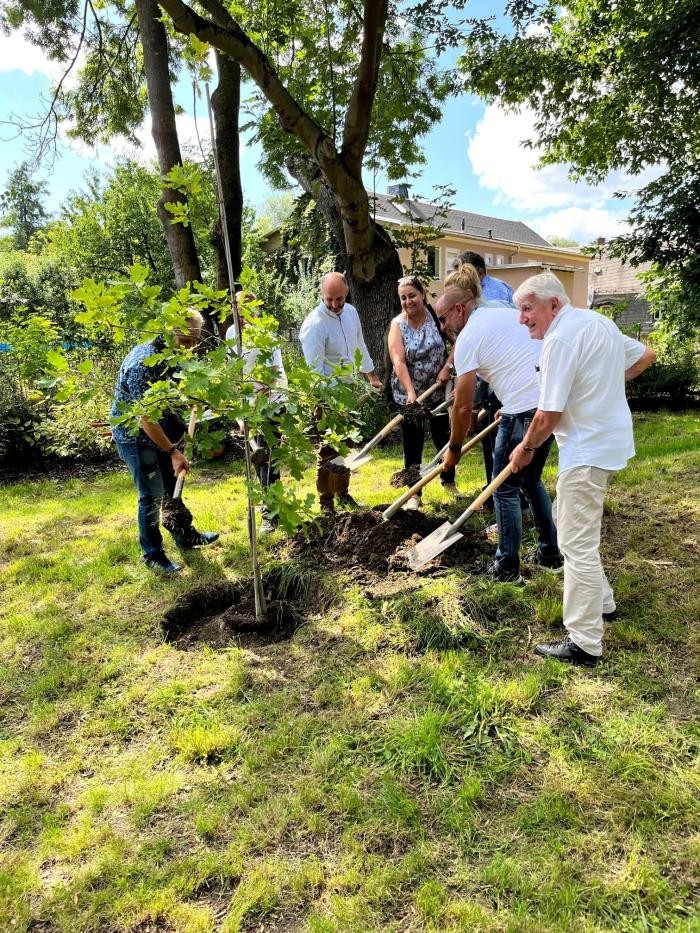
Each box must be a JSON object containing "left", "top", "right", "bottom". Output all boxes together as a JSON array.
[{"left": 402, "top": 495, "right": 421, "bottom": 511}]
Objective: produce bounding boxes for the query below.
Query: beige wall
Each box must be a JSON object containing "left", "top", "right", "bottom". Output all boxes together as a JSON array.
[{"left": 397, "top": 234, "right": 590, "bottom": 308}]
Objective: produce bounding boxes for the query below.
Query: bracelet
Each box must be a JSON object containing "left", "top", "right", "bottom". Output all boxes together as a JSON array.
[
  {"left": 167, "top": 444, "right": 178, "bottom": 455},
  {"left": 448, "top": 443, "right": 462, "bottom": 453},
  {"left": 522, "top": 444, "right": 538, "bottom": 452}
]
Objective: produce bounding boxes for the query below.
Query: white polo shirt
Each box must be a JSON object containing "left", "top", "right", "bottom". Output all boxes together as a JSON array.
[
  {"left": 299, "top": 302, "right": 374, "bottom": 376},
  {"left": 453, "top": 303, "right": 541, "bottom": 413},
  {"left": 538, "top": 305, "right": 646, "bottom": 473}
]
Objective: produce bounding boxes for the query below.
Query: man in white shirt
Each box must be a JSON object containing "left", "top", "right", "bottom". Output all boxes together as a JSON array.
[
  {"left": 437, "top": 281, "right": 560, "bottom": 583},
  {"left": 511, "top": 273, "right": 656, "bottom": 667},
  {"left": 299, "top": 272, "right": 382, "bottom": 514}
]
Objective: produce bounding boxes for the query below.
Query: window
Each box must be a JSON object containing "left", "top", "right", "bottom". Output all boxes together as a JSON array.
[
  {"left": 426, "top": 246, "right": 439, "bottom": 279},
  {"left": 495, "top": 254, "right": 505, "bottom": 266},
  {"left": 484, "top": 253, "right": 493, "bottom": 266}
]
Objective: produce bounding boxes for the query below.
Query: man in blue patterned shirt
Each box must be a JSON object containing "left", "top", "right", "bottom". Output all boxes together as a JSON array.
[{"left": 111, "top": 311, "right": 218, "bottom": 573}]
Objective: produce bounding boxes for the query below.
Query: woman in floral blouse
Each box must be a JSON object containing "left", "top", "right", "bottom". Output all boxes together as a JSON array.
[{"left": 388, "top": 275, "right": 463, "bottom": 509}]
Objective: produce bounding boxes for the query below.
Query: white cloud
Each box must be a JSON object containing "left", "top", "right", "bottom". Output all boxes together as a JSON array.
[
  {"left": 0, "top": 31, "right": 82, "bottom": 85},
  {"left": 58, "top": 112, "right": 214, "bottom": 167},
  {"left": 466, "top": 104, "right": 663, "bottom": 241},
  {"left": 528, "top": 206, "right": 630, "bottom": 245}
]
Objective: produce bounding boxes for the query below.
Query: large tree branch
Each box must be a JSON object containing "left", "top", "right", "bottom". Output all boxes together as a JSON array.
[
  {"left": 156, "top": 0, "right": 336, "bottom": 170},
  {"left": 341, "top": 0, "right": 388, "bottom": 172}
]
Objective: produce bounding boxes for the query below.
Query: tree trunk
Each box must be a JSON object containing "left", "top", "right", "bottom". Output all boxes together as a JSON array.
[
  {"left": 135, "top": 0, "right": 205, "bottom": 297},
  {"left": 210, "top": 51, "right": 243, "bottom": 298},
  {"left": 287, "top": 154, "right": 401, "bottom": 374}
]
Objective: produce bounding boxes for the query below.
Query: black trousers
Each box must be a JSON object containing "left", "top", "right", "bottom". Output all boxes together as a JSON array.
[{"left": 401, "top": 411, "right": 455, "bottom": 484}]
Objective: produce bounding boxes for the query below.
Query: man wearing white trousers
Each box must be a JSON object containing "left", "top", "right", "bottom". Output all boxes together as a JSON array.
[{"left": 509, "top": 273, "right": 656, "bottom": 667}]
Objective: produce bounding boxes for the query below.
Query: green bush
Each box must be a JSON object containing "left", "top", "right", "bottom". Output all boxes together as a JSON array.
[{"left": 627, "top": 328, "right": 699, "bottom": 407}]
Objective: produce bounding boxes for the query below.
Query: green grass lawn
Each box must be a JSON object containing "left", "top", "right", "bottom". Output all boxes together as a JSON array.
[{"left": 1, "top": 412, "right": 699, "bottom": 932}]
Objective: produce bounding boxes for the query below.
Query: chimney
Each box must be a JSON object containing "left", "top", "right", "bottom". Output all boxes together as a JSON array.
[
  {"left": 387, "top": 183, "right": 410, "bottom": 200},
  {"left": 597, "top": 236, "right": 606, "bottom": 246},
  {"left": 488, "top": 228, "right": 493, "bottom": 239}
]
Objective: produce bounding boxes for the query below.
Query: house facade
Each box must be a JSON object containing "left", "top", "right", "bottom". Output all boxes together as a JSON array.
[
  {"left": 588, "top": 250, "right": 655, "bottom": 336},
  {"left": 372, "top": 190, "right": 590, "bottom": 307}
]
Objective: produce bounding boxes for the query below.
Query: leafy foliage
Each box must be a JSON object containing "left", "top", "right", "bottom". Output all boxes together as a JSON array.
[
  {"left": 0, "top": 163, "right": 49, "bottom": 250},
  {"left": 460, "top": 0, "right": 700, "bottom": 331}
]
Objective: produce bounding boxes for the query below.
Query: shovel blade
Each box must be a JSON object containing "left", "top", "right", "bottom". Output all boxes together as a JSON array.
[
  {"left": 407, "top": 522, "right": 464, "bottom": 570},
  {"left": 329, "top": 452, "right": 373, "bottom": 471}
]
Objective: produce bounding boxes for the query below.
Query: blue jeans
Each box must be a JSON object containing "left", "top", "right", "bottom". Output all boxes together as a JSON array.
[
  {"left": 116, "top": 442, "right": 176, "bottom": 559},
  {"left": 492, "top": 410, "right": 558, "bottom": 573}
]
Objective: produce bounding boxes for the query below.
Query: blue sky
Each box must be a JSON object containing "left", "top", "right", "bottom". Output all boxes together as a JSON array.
[{"left": 0, "top": 19, "right": 657, "bottom": 245}]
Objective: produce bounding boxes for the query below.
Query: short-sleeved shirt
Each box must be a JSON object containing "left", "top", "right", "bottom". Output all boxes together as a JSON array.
[
  {"left": 111, "top": 337, "right": 186, "bottom": 448},
  {"left": 538, "top": 305, "right": 646, "bottom": 473},
  {"left": 390, "top": 312, "right": 446, "bottom": 405},
  {"left": 453, "top": 303, "right": 541, "bottom": 413},
  {"left": 481, "top": 275, "right": 515, "bottom": 305}
]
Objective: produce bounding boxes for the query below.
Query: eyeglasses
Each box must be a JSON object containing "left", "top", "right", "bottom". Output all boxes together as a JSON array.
[{"left": 436, "top": 302, "right": 459, "bottom": 325}]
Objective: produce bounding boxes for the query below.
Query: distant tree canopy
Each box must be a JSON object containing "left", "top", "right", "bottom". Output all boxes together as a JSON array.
[
  {"left": 461, "top": 0, "right": 700, "bottom": 333},
  {"left": 0, "top": 163, "right": 49, "bottom": 250}
]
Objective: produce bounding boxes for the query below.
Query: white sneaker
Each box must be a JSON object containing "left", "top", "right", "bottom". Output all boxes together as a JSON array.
[
  {"left": 442, "top": 482, "right": 466, "bottom": 499},
  {"left": 402, "top": 495, "right": 421, "bottom": 511}
]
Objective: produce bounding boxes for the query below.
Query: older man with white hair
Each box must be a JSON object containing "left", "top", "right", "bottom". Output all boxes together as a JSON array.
[
  {"left": 300, "top": 272, "right": 382, "bottom": 514},
  {"left": 511, "top": 273, "right": 656, "bottom": 666}
]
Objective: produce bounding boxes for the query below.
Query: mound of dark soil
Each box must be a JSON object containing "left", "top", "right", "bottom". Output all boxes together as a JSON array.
[
  {"left": 287, "top": 507, "right": 491, "bottom": 575},
  {"left": 162, "top": 571, "right": 305, "bottom": 649}
]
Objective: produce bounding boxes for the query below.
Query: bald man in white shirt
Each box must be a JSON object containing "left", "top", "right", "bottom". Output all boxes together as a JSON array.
[{"left": 300, "top": 272, "right": 382, "bottom": 514}]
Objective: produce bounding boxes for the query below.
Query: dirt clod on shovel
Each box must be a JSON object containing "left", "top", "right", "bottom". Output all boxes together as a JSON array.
[
  {"left": 161, "top": 496, "right": 196, "bottom": 543},
  {"left": 390, "top": 464, "right": 422, "bottom": 488},
  {"left": 319, "top": 460, "right": 351, "bottom": 475}
]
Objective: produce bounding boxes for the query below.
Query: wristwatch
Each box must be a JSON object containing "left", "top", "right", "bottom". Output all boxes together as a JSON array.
[
  {"left": 167, "top": 444, "right": 178, "bottom": 455},
  {"left": 448, "top": 443, "right": 462, "bottom": 453}
]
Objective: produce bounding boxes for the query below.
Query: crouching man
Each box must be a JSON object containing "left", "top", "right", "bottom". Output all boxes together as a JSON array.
[
  {"left": 511, "top": 273, "right": 656, "bottom": 666},
  {"left": 111, "top": 310, "right": 219, "bottom": 574}
]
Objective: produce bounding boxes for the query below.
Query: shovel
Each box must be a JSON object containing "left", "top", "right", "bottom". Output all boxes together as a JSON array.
[
  {"left": 382, "top": 420, "right": 498, "bottom": 521},
  {"left": 406, "top": 462, "right": 514, "bottom": 570},
  {"left": 330, "top": 381, "right": 442, "bottom": 471},
  {"left": 173, "top": 407, "right": 198, "bottom": 499},
  {"left": 419, "top": 408, "right": 486, "bottom": 477}
]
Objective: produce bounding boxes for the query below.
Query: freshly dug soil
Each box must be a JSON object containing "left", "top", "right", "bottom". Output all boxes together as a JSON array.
[
  {"left": 402, "top": 401, "right": 430, "bottom": 420},
  {"left": 390, "top": 464, "right": 422, "bottom": 488},
  {"left": 319, "top": 460, "right": 351, "bottom": 475},
  {"left": 161, "top": 496, "right": 196, "bottom": 543},
  {"left": 162, "top": 571, "right": 305, "bottom": 649},
  {"left": 287, "top": 507, "right": 491, "bottom": 575}
]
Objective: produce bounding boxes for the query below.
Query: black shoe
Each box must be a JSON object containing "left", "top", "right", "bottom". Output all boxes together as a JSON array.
[
  {"left": 535, "top": 636, "right": 599, "bottom": 668},
  {"left": 143, "top": 553, "right": 182, "bottom": 574},
  {"left": 603, "top": 609, "right": 618, "bottom": 623},
  {"left": 176, "top": 531, "right": 219, "bottom": 549},
  {"left": 486, "top": 561, "right": 523, "bottom": 584},
  {"left": 524, "top": 547, "right": 564, "bottom": 573},
  {"left": 338, "top": 493, "right": 362, "bottom": 511}
]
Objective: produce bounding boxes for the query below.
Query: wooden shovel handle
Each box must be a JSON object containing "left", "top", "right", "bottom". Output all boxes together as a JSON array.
[
  {"left": 382, "top": 419, "right": 498, "bottom": 520},
  {"left": 451, "top": 462, "right": 514, "bottom": 534},
  {"left": 173, "top": 407, "right": 197, "bottom": 499},
  {"left": 355, "top": 382, "right": 442, "bottom": 459}
]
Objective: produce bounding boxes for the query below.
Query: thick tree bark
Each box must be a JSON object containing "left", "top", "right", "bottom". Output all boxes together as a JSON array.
[
  {"left": 210, "top": 51, "right": 243, "bottom": 295},
  {"left": 135, "top": 0, "right": 204, "bottom": 291}
]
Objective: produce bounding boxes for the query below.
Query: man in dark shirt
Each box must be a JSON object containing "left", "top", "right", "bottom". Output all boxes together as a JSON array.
[{"left": 112, "top": 311, "right": 218, "bottom": 573}]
